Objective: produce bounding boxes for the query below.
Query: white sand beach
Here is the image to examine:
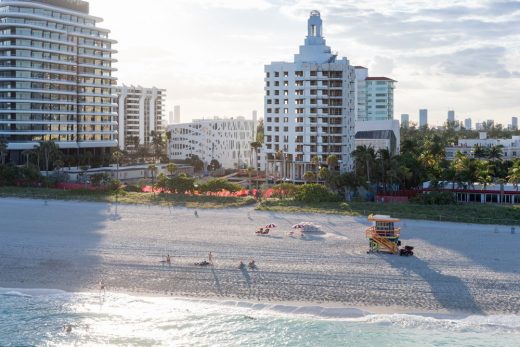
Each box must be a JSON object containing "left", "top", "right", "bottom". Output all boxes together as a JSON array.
[{"left": 1, "top": 198, "right": 519, "bottom": 315}]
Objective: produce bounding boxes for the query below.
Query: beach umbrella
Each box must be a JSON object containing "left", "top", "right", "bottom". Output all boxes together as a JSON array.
[
  {"left": 265, "top": 223, "right": 277, "bottom": 228},
  {"left": 292, "top": 224, "right": 304, "bottom": 229}
]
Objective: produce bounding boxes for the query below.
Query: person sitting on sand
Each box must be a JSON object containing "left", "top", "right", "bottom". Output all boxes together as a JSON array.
[
  {"left": 256, "top": 227, "right": 263, "bottom": 234},
  {"left": 238, "top": 260, "right": 245, "bottom": 269},
  {"left": 248, "top": 260, "right": 256, "bottom": 269}
]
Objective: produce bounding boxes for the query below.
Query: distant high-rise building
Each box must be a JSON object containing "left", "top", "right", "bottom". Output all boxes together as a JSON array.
[
  {"left": 401, "top": 114, "right": 409, "bottom": 128},
  {"left": 115, "top": 85, "right": 165, "bottom": 151},
  {"left": 0, "top": 0, "right": 117, "bottom": 164},
  {"left": 174, "top": 105, "right": 181, "bottom": 124},
  {"left": 512, "top": 117, "right": 518, "bottom": 130},
  {"left": 419, "top": 109, "right": 428, "bottom": 127},
  {"left": 476, "top": 122, "right": 483, "bottom": 131},
  {"left": 464, "top": 118, "right": 472, "bottom": 130},
  {"left": 447, "top": 110, "right": 455, "bottom": 123},
  {"left": 264, "top": 10, "right": 356, "bottom": 181}
]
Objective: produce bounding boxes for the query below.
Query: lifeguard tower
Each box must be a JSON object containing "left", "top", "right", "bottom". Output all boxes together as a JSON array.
[{"left": 365, "top": 214, "right": 401, "bottom": 254}]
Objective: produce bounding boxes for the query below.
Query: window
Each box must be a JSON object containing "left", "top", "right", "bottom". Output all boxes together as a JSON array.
[
  {"left": 284, "top": 71, "right": 289, "bottom": 77},
  {"left": 310, "top": 71, "right": 317, "bottom": 77},
  {"left": 274, "top": 72, "right": 279, "bottom": 77}
]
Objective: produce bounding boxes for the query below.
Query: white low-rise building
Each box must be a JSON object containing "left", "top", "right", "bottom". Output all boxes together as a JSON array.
[
  {"left": 445, "top": 132, "right": 520, "bottom": 160},
  {"left": 167, "top": 116, "right": 257, "bottom": 170}
]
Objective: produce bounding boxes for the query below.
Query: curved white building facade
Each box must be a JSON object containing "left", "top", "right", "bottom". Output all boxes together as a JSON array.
[
  {"left": 0, "top": 0, "right": 117, "bottom": 162},
  {"left": 167, "top": 117, "right": 256, "bottom": 170}
]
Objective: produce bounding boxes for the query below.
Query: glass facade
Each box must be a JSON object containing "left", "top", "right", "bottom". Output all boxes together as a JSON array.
[{"left": 0, "top": 0, "right": 117, "bottom": 150}]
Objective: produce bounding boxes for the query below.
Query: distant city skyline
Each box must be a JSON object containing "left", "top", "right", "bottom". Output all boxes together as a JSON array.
[{"left": 89, "top": 0, "right": 520, "bottom": 124}]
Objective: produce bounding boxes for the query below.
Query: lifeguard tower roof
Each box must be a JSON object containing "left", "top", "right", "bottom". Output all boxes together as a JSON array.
[{"left": 368, "top": 214, "right": 400, "bottom": 222}]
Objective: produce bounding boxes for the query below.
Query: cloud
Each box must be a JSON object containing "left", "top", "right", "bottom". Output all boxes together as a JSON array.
[
  {"left": 405, "top": 46, "right": 520, "bottom": 78},
  {"left": 192, "top": 0, "right": 273, "bottom": 10}
]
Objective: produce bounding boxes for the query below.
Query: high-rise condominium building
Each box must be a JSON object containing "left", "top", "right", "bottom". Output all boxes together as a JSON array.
[
  {"left": 354, "top": 67, "right": 395, "bottom": 121},
  {"left": 364, "top": 77, "right": 395, "bottom": 121},
  {"left": 401, "top": 114, "right": 409, "bottom": 128},
  {"left": 115, "top": 85, "right": 165, "bottom": 151},
  {"left": 512, "top": 116, "right": 518, "bottom": 130},
  {"left": 264, "top": 10, "right": 356, "bottom": 181},
  {"left": 167, "top": 116, "right": 256, "bottom": 170},
  {"left": 0, "top": 0, "right": 117, "bottom": 163},
  {"left": 447, "top": 110, "right": 455, "bottom": 123},
  {"left": 419, "top": 109, "right": 428, "bottom": 127},
  {"left": 464, "top": 118, "right": 472, "bottom": 130}
]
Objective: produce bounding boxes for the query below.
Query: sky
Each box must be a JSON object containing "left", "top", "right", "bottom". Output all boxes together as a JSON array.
[{"left": 89, "top": 0, "right": 520, "bottom": 126}]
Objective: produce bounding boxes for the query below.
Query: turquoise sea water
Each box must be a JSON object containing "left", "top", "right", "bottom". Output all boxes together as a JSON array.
[{"left": 1, "top": 288, "right": 520, "bottom": 347}]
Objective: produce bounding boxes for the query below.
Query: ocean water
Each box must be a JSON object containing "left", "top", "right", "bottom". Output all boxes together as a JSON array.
[{"left": 1, "top": 289, "right": 520, "bottom": 347}]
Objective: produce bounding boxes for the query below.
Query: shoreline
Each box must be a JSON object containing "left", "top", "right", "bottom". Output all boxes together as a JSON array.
[{"left": 1, "top": 286, "right": 508, "bottom": 321}]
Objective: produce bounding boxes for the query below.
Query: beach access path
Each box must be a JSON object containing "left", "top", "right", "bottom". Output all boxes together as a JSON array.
[{"left": 1, "top": 198, "right": 519, "bottom": 315}]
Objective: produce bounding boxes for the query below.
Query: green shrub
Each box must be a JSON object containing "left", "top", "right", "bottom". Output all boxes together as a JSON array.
[
  {"left": 198, "top": 178, "right": 241, "bottom": 193},
  {"left": 124, "top": 184, "right": 142, "bottom": 192},
  {"left": 410, "top": 191, "right": 457, "bottom": 205},
  {"left": 295, "top": 184, "right": 341, "bottom": 203}
]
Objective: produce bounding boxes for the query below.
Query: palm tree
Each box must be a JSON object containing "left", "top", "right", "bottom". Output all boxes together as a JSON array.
[
  {"left": 112, "top": 150, "right": 124, "bottom": 181},
  {"left": 475, "top": 160, "right": 494, "bottom": 190},
  {"left": 0, "top": 137, "right": 7, "bottom": 165},
  {"left": 488, "top": 145, "right": 504, "bottom": 162},
  {"left": 151, "top": 131, "right": 165, "bottom": 162},
  {"left": 166, "top": 163, "right": 177, "bottom": 177},
  {"left": 507, "top": 159, "right": 520, "bottom": 191},
  {"left": 303, "top": 171, "right": 316, "bottom": 183},
  {"left": 351, "top": 145, "right": 376, "bottom": 184},
  {"left": 473, "top": 144, "right": 487, "bottom": 159},
  {"left": 148, "top": 164, "right": 157, "bottom": 196},
  {"left": 38, "top": 141, "right": 60, "bottom": 176},
  {"left": 21, "top": 149, "right": 33, "bottom": 168},
  {"left": 311, "top": 155, "right": 320, "bottom": 182},
  {"left": 326, "top": 154, "right": 338, "bottom": 171},
  {"left": 250, "top": 141, "right": 262, "bottom": 169}
]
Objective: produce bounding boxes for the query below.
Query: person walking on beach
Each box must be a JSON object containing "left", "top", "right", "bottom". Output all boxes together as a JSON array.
[
  {"left": 166, "top": 254, "right": 171, "bottom": 266},
  {"left": 208, "top": 251, "right": 213, "bottom": 265}
]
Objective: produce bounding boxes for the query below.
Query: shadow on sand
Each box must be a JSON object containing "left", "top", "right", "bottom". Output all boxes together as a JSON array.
[{"left": 384, "top": 254, "right": 483, "bottom": 314}]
